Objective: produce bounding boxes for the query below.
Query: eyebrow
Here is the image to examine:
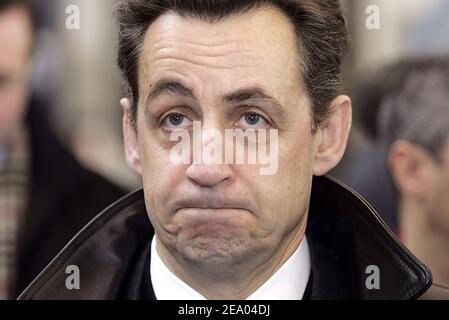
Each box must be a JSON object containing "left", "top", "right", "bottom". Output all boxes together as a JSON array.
[
  {"left": 224, "top": 87, "right": 280, "bottom": 105},
  {"left": 146, "top": 79, "right": 194, "bottom": 106}
]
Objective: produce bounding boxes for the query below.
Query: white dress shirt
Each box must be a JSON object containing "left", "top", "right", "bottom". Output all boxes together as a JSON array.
[{"left": 150, "top": 235, "right": 311, "bottom": 300}]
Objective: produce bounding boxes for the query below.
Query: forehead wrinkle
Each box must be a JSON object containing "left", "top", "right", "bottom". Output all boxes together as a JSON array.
[
  {"left": 151, "top": 55, "right": 253, "bottom": 71},
  {"left": 146, "top": 39, "right": 262, "bottom": 71},
  {"left": 143, "top": 17, "right": 269, "bottom": 72},
  {"left": 151, "top": 37, "right": 256, "bottom": 58},
  {"left": 143, "top": 7, "right": 300, "bottom": 64}
]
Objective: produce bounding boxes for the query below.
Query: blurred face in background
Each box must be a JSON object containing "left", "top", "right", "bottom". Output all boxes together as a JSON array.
[
  {"left": 0, "top": 5, "right": 33, "bottom": 144},
  {"left": 390, "top": 136, "right": 449, "bottom": 233}
]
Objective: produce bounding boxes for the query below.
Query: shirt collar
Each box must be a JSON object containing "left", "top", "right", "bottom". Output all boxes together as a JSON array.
[{"left": 150, "top": 235, "right": 311, "bottom": 300}]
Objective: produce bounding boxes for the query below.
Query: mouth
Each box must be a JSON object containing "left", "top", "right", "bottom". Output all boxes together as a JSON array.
[
  {"left": 176, "top": 207, "right": 249, "bottom": 215},
  {"left": 174, "top": 201, "right": 254, "bottom": 216},
  {"left": 175, "top": 208, "right": 249, "bottom": 236}
]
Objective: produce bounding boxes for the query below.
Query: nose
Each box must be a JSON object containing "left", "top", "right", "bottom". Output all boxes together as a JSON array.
[
  {"left": 186, "top": 163, "right": 233, "bottom": 188},
  {"left": 185, "top": 120, "right": 234, "bottom": 188}
]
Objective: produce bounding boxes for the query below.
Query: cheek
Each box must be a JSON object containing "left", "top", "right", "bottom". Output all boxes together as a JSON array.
[
  {"left": 273, "top": 128, "right": 315, "bottom": 218},
  {"left": 139, "top": 134, "right": 187, "bottom": 215},
  {"left": 233, "top": 129, "right": 315, "bottom": 234},
  {"left": 278, "top": 121, "right": 316, "bottom": 189}
]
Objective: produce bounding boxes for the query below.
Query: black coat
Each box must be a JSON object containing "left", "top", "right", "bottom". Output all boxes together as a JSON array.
[
  {"left": 13, "top": 100, "right": 125, "bottom": 298},
  {"left": 17, "top": 175, "right": 449, "bottom": 300}
]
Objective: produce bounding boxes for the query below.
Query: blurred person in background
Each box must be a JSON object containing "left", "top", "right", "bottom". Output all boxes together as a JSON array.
[
  {"left": 342, "top": 69, "right": 400, "bottom": 233},
  {"left": 378, "top": 56, "right": 449, "bottom": 288},
  {"left": 0, "top": 0, "right": 124, "bottom": 299}
]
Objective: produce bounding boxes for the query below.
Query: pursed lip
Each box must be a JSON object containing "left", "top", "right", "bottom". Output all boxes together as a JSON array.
[{"left": 173, "top": 196, "right": 255, "bottom": 214}]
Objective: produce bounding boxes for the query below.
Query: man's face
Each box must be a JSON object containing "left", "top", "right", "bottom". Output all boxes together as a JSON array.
[
  {"left": 0, "top": 6, "right": 33, "bottom": 143},
  {"left": 123, "top": 7, "right": 350, "bottom": 268}
]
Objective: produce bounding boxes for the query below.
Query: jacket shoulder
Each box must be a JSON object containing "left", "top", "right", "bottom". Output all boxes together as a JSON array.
[
  {"left": 18, "top": 189, "right": 150, "bottom": 300},
  {"left": 418, "top": 284, "right": 449, "bottom": 300}
]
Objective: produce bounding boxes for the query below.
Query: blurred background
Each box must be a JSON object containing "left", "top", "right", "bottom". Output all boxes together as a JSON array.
[
  {"left": 2, "top": 0, "right": 449, "bottom": 298},
  {"left": 29, "top": 0, "right": 134, "bottom": 189}
]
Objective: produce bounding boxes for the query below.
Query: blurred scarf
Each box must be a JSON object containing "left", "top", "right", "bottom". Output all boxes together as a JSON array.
[{"left": 0, "top": 126, "right": 29, "bottom": 299}]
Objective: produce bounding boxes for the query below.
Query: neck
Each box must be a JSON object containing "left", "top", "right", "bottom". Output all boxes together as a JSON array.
[
  {"left": 156, "top": 221, "right": 307, "bottom": 300},
  {"left": 400, "top": 200, "right": 449, "bottom": 287}
]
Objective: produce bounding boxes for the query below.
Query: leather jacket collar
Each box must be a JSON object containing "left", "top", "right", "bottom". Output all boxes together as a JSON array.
[{"left": 18, "top": 176, "right": 432, "bottom": 300}]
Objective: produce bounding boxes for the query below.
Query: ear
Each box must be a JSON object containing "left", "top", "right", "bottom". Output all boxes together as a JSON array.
[
  {"left": 312, "top": 95, "right": 352, "bottom": 176},
  {"left": 121, "top": 98, "right": 142, "bottom": 175},
  {"left": 388, "top": 140, "right": 437, "bottom": 201}
]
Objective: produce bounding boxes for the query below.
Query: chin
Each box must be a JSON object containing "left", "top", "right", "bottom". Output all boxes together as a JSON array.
[{"left": 177, "top": 233, "right": 254, "bottom": 266}]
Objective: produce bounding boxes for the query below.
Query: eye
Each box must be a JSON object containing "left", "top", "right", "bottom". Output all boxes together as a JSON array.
[
  {"left": 239, "top": 112, "right": 269, "bottom": 129},
  {"left": 162, "top": 113, "right": 192, "bottom": 130}
]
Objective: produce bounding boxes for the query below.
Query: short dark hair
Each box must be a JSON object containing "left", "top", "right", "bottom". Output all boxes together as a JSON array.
[
  {"left": 116, "top": 0, "right": 350, "bottom": 130},
  {"left": 378, "top": 56, "right": 449, "bottom": 160}
]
